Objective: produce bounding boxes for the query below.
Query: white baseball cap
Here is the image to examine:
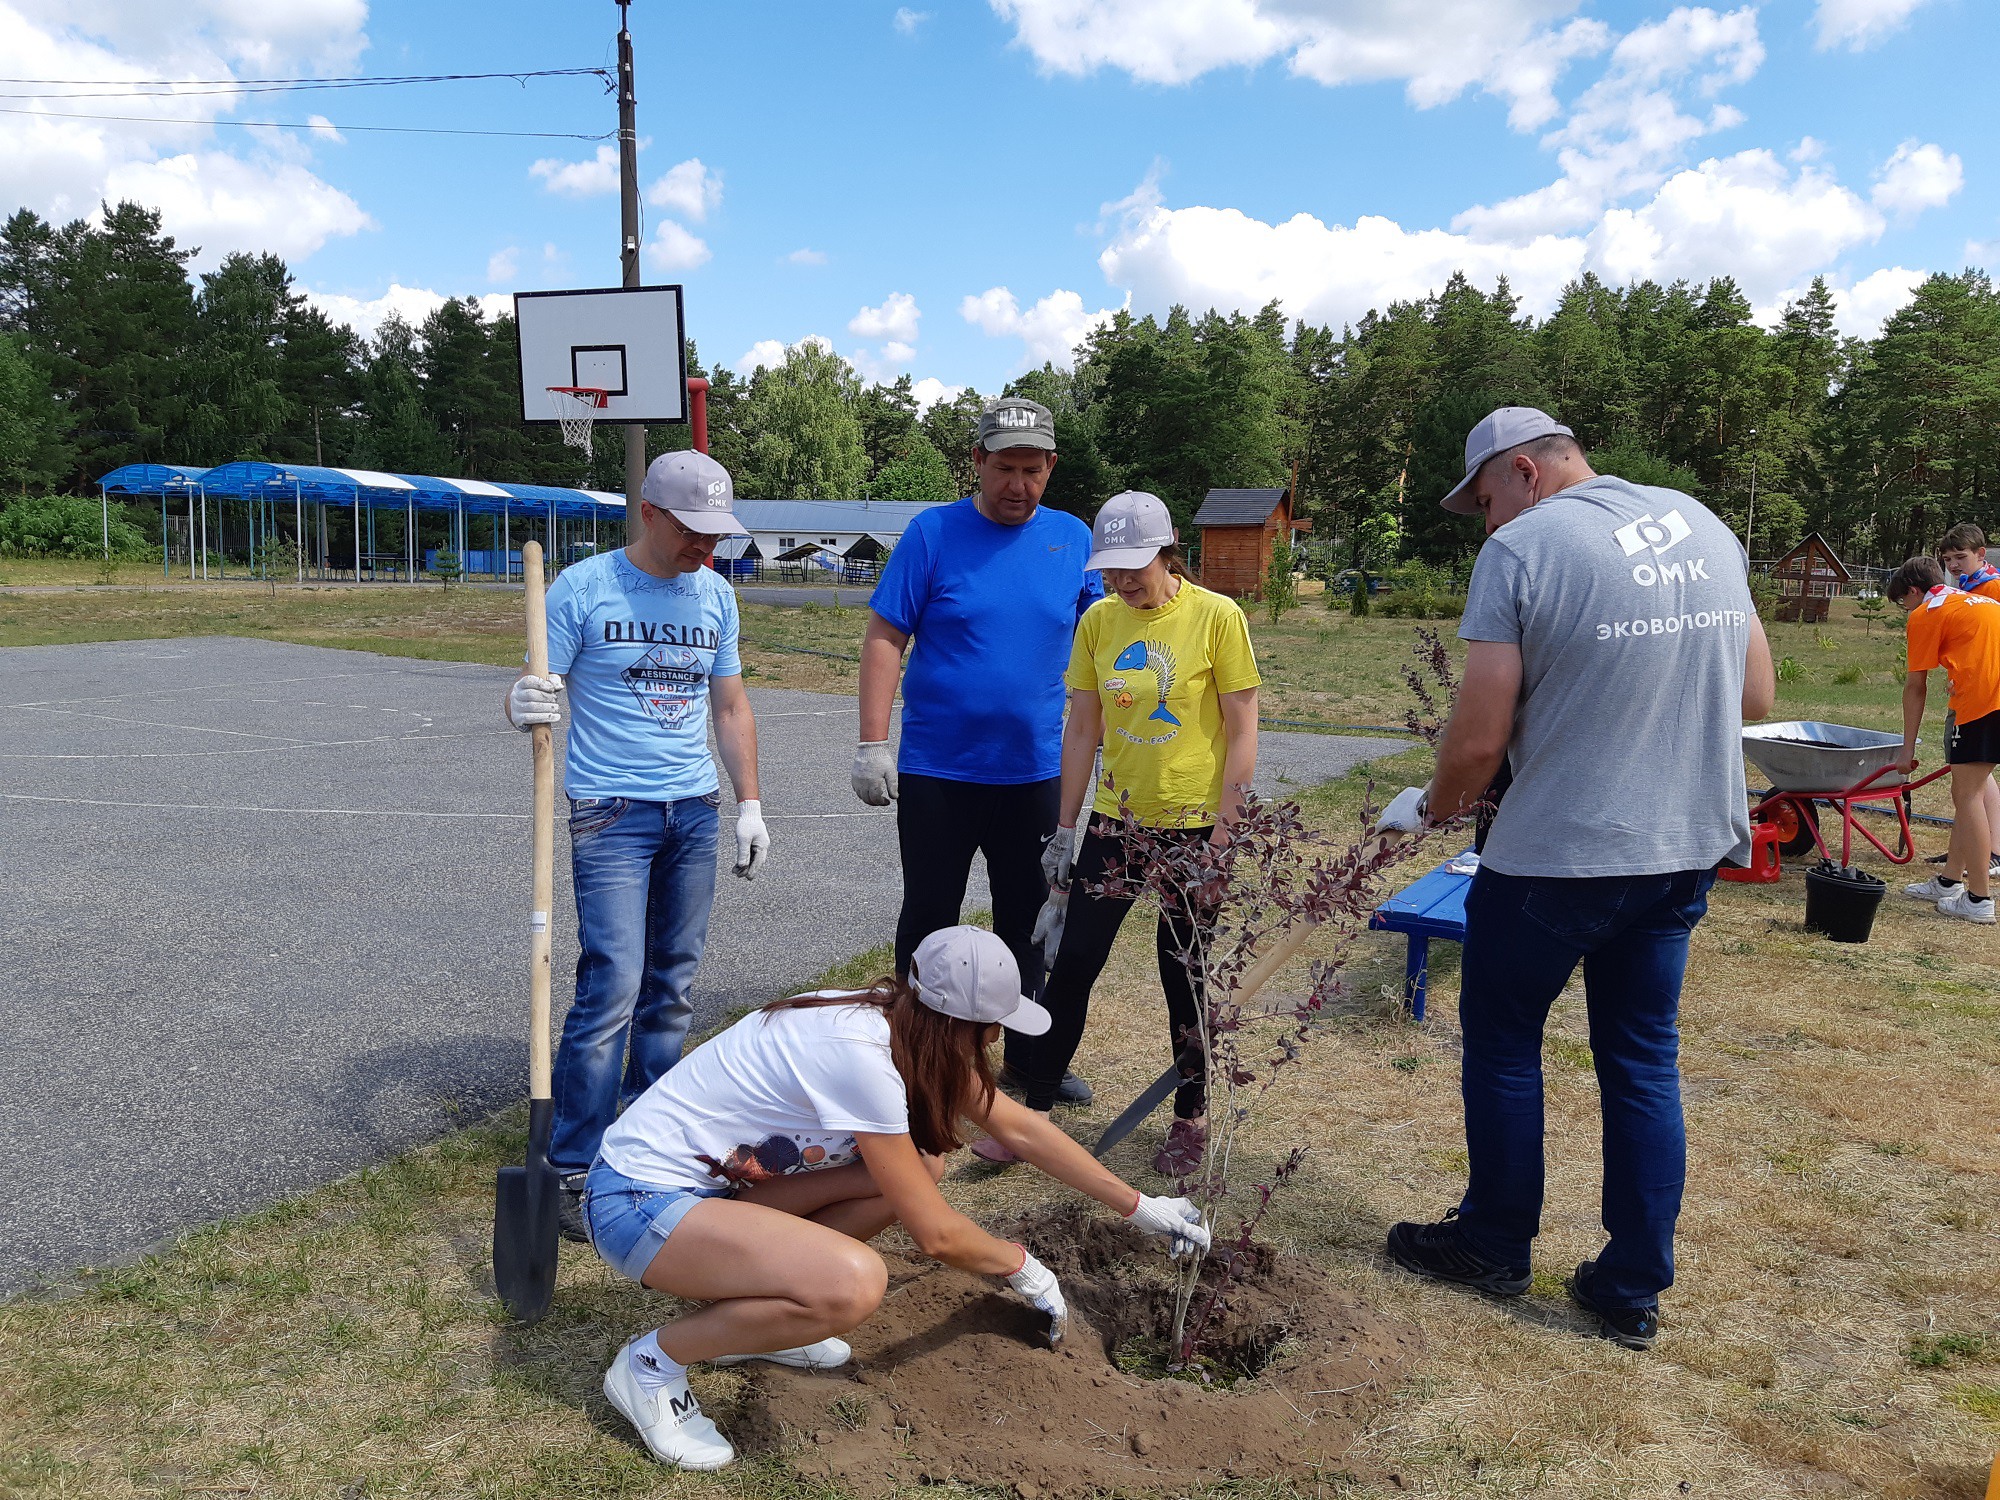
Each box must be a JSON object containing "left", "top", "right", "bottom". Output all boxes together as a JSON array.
[
  {"left": 641, "top": 450, "right": 746, "bottom": 535},
  {"left": 1086, "top": 491, "right": 1176, "bottom": 571},
  {"left": 910, "top": 927, "right": 1052, "bottom": 1035},
  {"left": 1440, "top": 407, "right": 1575, "bottom": 515}
]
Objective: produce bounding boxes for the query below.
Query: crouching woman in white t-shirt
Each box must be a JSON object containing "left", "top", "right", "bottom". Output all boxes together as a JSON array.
[{"left": 583, "top": 924, "right": 1210, "bottom": 1470}]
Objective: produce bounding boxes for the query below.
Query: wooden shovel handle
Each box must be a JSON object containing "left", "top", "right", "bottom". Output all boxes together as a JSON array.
[{"left": 523, "top": 541, "right": 555, "bottom": 1103}]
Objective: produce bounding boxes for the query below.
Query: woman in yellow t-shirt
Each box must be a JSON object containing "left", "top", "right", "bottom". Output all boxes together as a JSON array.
[{"left": 977, "top": 491, "right": 1260, "bottom": 1175}]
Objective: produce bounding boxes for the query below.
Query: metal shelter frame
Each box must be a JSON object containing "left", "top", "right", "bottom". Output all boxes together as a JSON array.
[{"left": 99, "top": 462, "right": 628, "bottom": 582}]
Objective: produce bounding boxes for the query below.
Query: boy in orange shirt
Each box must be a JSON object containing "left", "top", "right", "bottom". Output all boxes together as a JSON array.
[
  {"left": 1889, "top": 556, "right": 2000, "bottom": 923},
  {"left": 1936, "top": 524, "right": 2000, "bottom": 876}
]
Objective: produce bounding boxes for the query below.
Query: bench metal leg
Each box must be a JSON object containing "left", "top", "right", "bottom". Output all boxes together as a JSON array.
[{"left": 1404, "top": 937, "right": 1429, "bottom": 1022}]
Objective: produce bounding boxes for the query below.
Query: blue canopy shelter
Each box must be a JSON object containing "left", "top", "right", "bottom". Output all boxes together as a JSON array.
[{"left": 98, "top": 462, "right": 627, "bottom": 582}]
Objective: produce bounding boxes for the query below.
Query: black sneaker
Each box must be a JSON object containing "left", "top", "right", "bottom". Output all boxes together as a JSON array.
[
  {"left": 557, "top": 1173, "right": 590, "bottom": 1245},
  {"left": 999, "top": 1067, "right": 1093, "bottom": 1107},
  {"left": 1384, "top": 1209, "right": 1530, "bottom": 1296},
  {"left": 1566, "top": 1260, "right": 1658, "bottom": 1350}
]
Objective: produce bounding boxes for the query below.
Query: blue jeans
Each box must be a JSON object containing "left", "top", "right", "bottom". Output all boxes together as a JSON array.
[
  {"left": 551, "top": 793, "right": 720, "bottom": 1175},
  {"left": 1455, "top": 866, "right": 1715, "bottom": 1310}
]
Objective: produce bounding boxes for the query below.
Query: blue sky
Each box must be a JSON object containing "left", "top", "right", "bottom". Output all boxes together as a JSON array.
[{"left": 4, "top": 1, "right": 1993, "bottom": 406}]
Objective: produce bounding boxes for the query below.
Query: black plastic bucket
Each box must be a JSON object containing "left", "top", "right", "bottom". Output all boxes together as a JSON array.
[{"left": 1803, "top": 860, "right": 1886, "bottom": 943}]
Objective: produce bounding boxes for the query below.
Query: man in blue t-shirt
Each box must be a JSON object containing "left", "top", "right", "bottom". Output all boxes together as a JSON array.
[
  {"left": 854, "top": 396, "right": 1102, "bottom": 1103},
  {"left": 504, "top": 449, "right": 769, "bottom": 1239}
]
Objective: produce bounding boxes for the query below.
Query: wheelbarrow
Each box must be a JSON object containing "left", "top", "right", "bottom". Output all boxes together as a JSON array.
[{"left": 1742, "top": 721, "right": 1950, "bottom": 867}]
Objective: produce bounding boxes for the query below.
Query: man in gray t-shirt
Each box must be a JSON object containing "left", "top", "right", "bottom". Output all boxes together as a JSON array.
[{"left": 1385, "top": 407, "right": 1775, "bottom": 1352}]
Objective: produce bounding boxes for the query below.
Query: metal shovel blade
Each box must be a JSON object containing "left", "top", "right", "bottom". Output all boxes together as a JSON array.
[
  {"left": 493, "top": 1099, "right": 560, "bottom": 1323},
  {"left": 1090, "top": 1061, "right": 1183, "bottom": 1158}
]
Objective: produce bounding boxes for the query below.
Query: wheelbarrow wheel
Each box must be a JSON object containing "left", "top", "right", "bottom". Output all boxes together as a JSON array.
[{"left": 1761, "top": 798, "right": 1821, "bottom": 858}]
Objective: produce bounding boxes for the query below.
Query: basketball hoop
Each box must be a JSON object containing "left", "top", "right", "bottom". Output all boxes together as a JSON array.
[{"left": 547, "top": 386, "right": 609, "bottom": 459}]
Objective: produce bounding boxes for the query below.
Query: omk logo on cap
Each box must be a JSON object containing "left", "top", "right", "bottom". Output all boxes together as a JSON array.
[
  {"left": 1614, "top": 510, "right": 1692, "bottom": 558},
  {"left": 704, "top": 479, "right": 728, "bottom": 503}
]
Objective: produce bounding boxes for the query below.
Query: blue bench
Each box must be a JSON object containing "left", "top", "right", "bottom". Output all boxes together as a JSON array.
[{"left": 1368, "top": 852, "right": 1475, "bottom": 1021}]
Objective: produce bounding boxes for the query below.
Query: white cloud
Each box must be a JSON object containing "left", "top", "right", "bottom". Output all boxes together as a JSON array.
[
  {"left": 848, "top": 292, "right": 921, "bottom": 343},
  {"left": 1872, "top": 140, "right": 1963, "bottom": 216},
  {"left": 786, "top": 247, "right": 829, "bottom": 266},
  {"left": 529, "top": 144, "right": 619, "bottom": 198},
  {"left": 304, "top": 284, "right": 510, "bottom": 342},
  {"left": 893, "top": 7, "right": 930, "bottom": 33},
  {"left": 0, "top": 0, "right": 374, "bottom": 267},
  {"left": 1812, "top": 0, "right": 1932, "bottom": 50},
  {"left": 306, "top": 115, "right": 343, "bottom": 143},
  {"left": 989, "top": 0, "right": 1609, "bottom": 132},
  {"left": 961, "top": 286, "right": 1124, "bottom": 368},
  {"left": 646, "top": 158, "right": 722, "bottom": 222},
  {"left": 733, "top": 334, "right": 836, "bottom": 378},
  {"left": 1088, "top": 150, "right": 1891, "bottom": 341},
  {"left": 486, "top": 247, "right": 520, "bottom": 285},
  {"left": 909, "top": 377, "right": 964, "bottom": 415},
  {"left": 103, "top": 151, "right": 372, "bottom": 264},
  {"left": 1456, "top": 6, "right": 1764, "bottom": 241},
  {"left": 1828, "top": 266, "right": 1926, "bottom": 339},
  {"left": 645, "top": 221, "right": 712, "bottom": 272}
]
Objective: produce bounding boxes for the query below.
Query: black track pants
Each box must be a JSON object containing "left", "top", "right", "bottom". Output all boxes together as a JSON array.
[
  {"left": 893, "top": 772, "right": 1061, "bottom": 1003},
  {"left": 1005, "top": 818, "right": 1213, "bottom": 1115}
]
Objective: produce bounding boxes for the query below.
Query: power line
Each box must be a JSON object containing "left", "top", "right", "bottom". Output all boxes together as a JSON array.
[
  {"left": 0, "top": 105, "right": 612, "bottom": 141},
  {"left": 0, "top": 68, "right": 612, "bottom": 100}
]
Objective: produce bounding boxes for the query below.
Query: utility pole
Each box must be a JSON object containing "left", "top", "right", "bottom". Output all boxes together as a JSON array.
[{"left": 616, "top": 0, "right": 645, "bottom": 507}]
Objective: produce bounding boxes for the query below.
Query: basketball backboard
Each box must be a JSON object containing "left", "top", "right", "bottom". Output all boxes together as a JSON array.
[{"left": 514, "top": 284, "right": 688, "bottom": 426}]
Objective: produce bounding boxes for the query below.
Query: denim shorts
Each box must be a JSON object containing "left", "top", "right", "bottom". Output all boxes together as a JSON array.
[{"left": 584, "top": 1159, "right": 724, "bottom": 1282}]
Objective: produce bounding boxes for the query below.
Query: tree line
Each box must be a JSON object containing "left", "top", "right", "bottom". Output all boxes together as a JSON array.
[{"left": 3, "top": 199, "right": 1997, "bottom": 566}]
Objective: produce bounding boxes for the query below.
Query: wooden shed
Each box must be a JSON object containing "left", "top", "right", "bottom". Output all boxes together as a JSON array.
[
  {"left": 1770, "top": 532, "right": 1852, "bottom": 623},
  {"left": 1191, "top": 487, "right": 1309, "bottom": 599}
]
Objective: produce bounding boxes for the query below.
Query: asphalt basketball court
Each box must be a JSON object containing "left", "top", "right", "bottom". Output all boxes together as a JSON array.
[{"left": 0, "top": 634, "right": 1401, "bottom": 1296}]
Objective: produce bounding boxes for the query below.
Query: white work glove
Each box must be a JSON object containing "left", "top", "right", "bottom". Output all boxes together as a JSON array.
[
  {"left": 733, "top": 799, "right": 770, "bottom": 880},
  {"left": 507, "top": 673, "right": 563, "bottom": 729},
  {"left": 1376, "top": 785, "right": 1429, "bottom": 834},
  {"left": 1005, "top": 1248, "right": 1068, "bottom": 1346},
  {"left": 1041, "top": 825, "right": 1076, "bottom": 891},
  {"left": 1126, "top": 1194, "right": 1211, "bottom": 1259},
  {"left": 852, "top": 740, "right": 898, "bottom": 806},
  {"left": 1030, "top": 889, "right": 1067, "bottom": 971}
]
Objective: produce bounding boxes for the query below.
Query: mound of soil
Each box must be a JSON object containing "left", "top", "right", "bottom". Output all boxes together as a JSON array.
[{"left": 730, "top": 1204, "right": 1421, "bottom": 1497}]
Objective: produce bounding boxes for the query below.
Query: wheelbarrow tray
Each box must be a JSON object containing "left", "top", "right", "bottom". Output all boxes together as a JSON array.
[{"left": 1742, "top": 721, "right": 1910, "bottom": 793}]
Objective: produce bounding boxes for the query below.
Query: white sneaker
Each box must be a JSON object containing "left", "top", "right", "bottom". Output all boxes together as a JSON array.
[
  {"left": 1937, "top": 888, "right": 1997, "bottom": 925},
  {"left": 1903, "top": 875, "right": 1959, "bottom": 900},
  {"left": 603, "top": 1337, "right": 736, "bottom": 1470},
  {"left": 711, "top": 1336, "right": 852, "bottom": 1371}
]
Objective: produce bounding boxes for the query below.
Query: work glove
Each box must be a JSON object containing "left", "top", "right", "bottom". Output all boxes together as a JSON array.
[
  {"left": 852, "top": 740, "right": 897, "bottom": 806},
  {"left": 1004, "top": 1248, "right": 1068, "bottom": 1346},
  {"left": 1376, "top": 785, "right": 1429, "bottom": 834},
  {"left": 733, "top": 799, "right": 770, "bottom": 880},
  {"left": 1126, "top": 1193, "right": 1210, "bottom": 1259},
  {"left": 507, "top": 673, "right": 563, "bottom": 729},
  {"left": 1041, "top": 825, "right": 1076, "bottom": 891},
  {"left": 1030, "top": 889, "right": 1067, "bottom": 971}
]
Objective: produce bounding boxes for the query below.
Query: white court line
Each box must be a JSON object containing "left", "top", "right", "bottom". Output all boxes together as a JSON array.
[
  {"left": 11, "top": 660, "right": 497, "bottom": 710},
  {"left": 21, "top": 704, "right": 312, "bottom": 745},
  {"left": 4, "top": 793, "right": 889, "bottom": 821},
  {"left": 0, "top": 728, "right": 512, "bottom": 761}
]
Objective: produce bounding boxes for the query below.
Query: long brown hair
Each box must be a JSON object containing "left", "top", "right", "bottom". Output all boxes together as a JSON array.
[{"left": 761, "top": 977, "right": 996, "bottom": 1156}]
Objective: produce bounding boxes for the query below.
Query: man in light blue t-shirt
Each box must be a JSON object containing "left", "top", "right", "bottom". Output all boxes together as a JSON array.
[
  {"left": 504, "top": 449, "right": 769, "bottom": 1238},
  {"left": 854, "top": 397, "right": 1102, "bottom": 1103}
]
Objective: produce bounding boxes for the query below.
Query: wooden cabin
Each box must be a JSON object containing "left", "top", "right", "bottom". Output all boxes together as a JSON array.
[
  {"left": 1192, "top": 487, "right": 1309, "bottom": 599},
  {"left": 1770, "top": 532, "right": 1851, "bottom": 623}
]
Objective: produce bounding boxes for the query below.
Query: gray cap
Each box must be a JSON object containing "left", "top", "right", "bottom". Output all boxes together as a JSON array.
[
  {"left": 976, "top": 396, "right": 1057, "bottom": 452},
  {"left": 1441, "top": 406, "right": 1575, "bottom": 514},
  {"left": 1087, "top": 491, "right": 1175, "bottom": 571},
  {"left": 910, "top": 926, "right": 1052, "bottom": 1035},
  {"left": 641, "top": 450, "right": 746, "bottom": 535}
]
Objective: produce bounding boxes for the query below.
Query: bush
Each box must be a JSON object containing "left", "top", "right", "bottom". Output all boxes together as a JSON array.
[
  {"left": 1373, "top": 560, "right": 1466, "bottom": 619},
  {"left": 0, "top": 495, "right": 150, "bottom": 559}
]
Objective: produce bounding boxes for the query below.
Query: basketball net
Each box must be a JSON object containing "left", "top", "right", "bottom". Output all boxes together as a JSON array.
[{"left": 547, "top": 386, "right": 608, "bottom": 461}]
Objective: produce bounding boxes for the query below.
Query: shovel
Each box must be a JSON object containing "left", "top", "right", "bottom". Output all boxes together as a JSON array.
[{"left": 494, "top": 539, "right": 560, "bottom": 1322}]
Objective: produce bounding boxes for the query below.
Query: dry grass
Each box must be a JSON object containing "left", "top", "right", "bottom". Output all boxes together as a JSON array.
[{"left": 2, "top": 583, "right": 1995, "bottom": 1497}]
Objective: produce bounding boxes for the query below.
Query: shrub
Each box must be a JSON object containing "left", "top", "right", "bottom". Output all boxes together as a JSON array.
[
  {"left": 0, "top": 495, "right": 150, "bottom": 559},
  {"left": 1374, "top": 561, "right": 1466, "bottom": 619},
  {"left": 1776, "top": 655, "right": 1804, "bottom": 683}
]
